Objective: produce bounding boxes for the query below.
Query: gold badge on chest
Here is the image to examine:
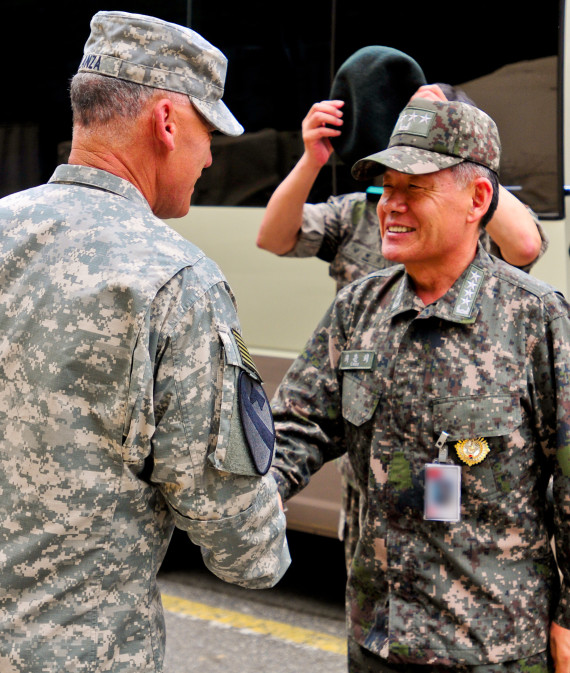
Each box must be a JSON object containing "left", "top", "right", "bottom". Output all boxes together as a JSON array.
[{"left": 454, "top": 438, "right": 490, "bottom": 466}]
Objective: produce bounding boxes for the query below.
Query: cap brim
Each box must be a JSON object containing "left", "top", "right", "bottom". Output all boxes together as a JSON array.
[
  {"left": 352, "top": 146, "right": 463, "bottom": 180},
  {"left": 192, "top": 97, "right": 244, "bottom": 137}
]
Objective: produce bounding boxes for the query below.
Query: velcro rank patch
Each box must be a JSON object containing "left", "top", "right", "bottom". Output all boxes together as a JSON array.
[
  {"left": 453, "top": 264, "right": 484, "bottom": 318},
  {"left": 394, "top": 107, "right": 436, "bottom": 137}
]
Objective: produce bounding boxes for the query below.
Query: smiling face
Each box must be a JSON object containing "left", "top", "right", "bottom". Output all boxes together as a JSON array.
[{"left": 377, "top": 167, "right": 481, "bottom": 277}]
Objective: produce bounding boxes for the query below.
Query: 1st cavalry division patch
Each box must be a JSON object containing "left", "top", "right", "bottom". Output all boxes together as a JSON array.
[
  {"left": 231, "top": 328, "right": 274, "bottom": 475},
  {"left": 238, "top": 371, "right": 275, "bottom": 475}
]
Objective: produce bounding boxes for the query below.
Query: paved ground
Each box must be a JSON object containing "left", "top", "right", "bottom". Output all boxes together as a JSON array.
[{"left": 158, "top": 529, "right": 348, "bottom": 673}]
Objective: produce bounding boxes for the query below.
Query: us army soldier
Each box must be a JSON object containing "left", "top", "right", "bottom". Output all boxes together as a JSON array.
[
  {"left": 271, "top": 99, "right": 570, "bottom": 672},
  {"left": 0, "top": 11, "right": 289, "bottom": 673}
]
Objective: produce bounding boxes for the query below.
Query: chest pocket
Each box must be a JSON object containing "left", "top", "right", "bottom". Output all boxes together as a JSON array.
[
  {"left": 432, "top": 394, "right": 521, "bottom": 439},
  {"left": 432, "top": 394, "right": 522, "bottom": 501},
  {"left": 341, "top": 372, "right": 380, "bottom": 426}
]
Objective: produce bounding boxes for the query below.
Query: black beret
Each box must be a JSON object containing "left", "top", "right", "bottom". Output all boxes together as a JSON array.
[{"left": 330, "top": 46, "right": 427, "bottom": 167}]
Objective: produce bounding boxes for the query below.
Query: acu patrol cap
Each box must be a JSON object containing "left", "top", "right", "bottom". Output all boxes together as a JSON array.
[
  {"left": 352, "top": 99, "right": 501, "bottom": 180},
  {"left": 78, "top": 10, "right": 243, "bottom": 137}
]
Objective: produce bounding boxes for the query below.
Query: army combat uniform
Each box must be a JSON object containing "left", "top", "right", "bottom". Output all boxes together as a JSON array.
[
  {"left": 0, "top": 165, "right": 289, "bottom": 672},
  {"left": 271, "top": 243, "right": 570, "bottom": 668}
]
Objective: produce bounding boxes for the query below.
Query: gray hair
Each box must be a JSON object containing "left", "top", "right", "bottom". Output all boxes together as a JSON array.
[
  {"left": 70, "top": 72, "right": 187, "bottom": 127},
  {"left": 450, "top": 162, "right": 499, "bottom": 228}
]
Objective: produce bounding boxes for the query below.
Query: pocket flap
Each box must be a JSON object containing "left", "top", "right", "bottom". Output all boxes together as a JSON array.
[
  {"left": 432, "top": 394, "right": 521, "bottom": 439},
  {"left": 342, "top": 373, "right": 380, "bottom": 426}
]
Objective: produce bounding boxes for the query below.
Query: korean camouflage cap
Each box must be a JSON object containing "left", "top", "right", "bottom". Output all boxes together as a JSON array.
[
  {"left": 77, "top": 11, "right": 243, "bottom": 136},
  {"left": 351, "top": 99, "right": 500, "bottom": 179}
]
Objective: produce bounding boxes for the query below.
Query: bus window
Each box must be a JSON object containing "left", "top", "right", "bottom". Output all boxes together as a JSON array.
[{"left": 189, "top": 0, "right": 563, "bottom": 218}]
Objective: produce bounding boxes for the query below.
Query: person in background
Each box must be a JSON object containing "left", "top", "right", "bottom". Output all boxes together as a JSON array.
[
  {"left": 257, "top": 46, "right": 547, "bottom": 569},
  {"left": 0, "top": 11, "right": 289, "bottom": 672},
  {"left": 257, "top": 47, "right": 545, "bottom": 281},
  {"left": 270, "top": 98, "right": 570, "bottom": 672}
]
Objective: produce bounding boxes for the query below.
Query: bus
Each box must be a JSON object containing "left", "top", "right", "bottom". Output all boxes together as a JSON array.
[
  {"left": 167, "top": 0, "right": 566, "bottom": 537},
  {"left": 1, "top": 1, "right": 565, "bottom": 538}
]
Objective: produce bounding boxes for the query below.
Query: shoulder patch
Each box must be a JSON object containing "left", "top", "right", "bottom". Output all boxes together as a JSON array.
[{"left": 238, "top": 371, "right": 275, "bottom": 475}]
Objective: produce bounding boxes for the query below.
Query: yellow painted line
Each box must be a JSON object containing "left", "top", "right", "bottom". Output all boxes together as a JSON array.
[{"left": 161, "top": 593, "right": 346, "bottom": 655}]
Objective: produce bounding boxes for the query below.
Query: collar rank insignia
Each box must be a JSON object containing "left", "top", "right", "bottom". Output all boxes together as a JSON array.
[
  {"left": 455, "top": 438, "right": 490, "bottom": 466},
  {"left": 453, "top": 265, "right": 484, "bottom": 318}
]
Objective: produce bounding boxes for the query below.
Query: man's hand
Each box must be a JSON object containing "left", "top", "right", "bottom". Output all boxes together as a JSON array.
[
  {"left": 409, "top": 84, "right": 448, "bottom": 104},
  {"left": 301, "top": 100, "right": 344, "bottom": 168},
  {"left": 551, "top": 621, "right": 570, "bottom": 672},
  {"left": 256, "top": 98, "right": 343, "bottom": 255}
]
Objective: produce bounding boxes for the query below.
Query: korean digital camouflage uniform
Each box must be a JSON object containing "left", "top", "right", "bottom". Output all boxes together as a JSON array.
[
  {"left": 0, "top": 165, "right": 290, "bottom": 672},
  {"left": 272, "top": 99, "right": 568, "bottom": 669},
  {"left": 285, "top": 191, "right": 548, "bottom": 293},
  {"left": 280, "top": 49, "right": 548, "bottom": 576},
  {"left": 284, "top": 190, "right": 548, "bottom": 571},
  {"left": 271, "top": 243, "right": 570, "bottom": 666}
]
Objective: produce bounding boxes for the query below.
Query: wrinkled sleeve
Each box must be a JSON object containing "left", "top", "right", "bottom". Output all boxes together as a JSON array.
[
  {"left": 271, "top": 298, "right": 348, "bottom": 501},
  {"left": 282, "top": 197, "right": 344, "bottom": 260},
  {"left": 482, "top": 206, "right": 549, "bottom": 272},
  {"left": 529, "top": 292, "right": 570, "bottom": 626},
  {"left": 147, "top": 266, "right": 290, "bottom": 588}
]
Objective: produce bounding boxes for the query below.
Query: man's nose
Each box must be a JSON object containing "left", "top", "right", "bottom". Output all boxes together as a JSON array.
[{"left": 379, "top": 190, "right": 408, "bottom": 214}]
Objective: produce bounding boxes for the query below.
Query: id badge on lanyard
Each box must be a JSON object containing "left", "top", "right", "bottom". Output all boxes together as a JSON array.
[{"left": 424, "top": 432, "right": 461, "bottom": 523}]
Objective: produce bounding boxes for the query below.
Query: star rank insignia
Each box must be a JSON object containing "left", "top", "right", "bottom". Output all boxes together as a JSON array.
[
  {"left": 453, "top": 265, "right": 484, "bottom": 318},
  {"left": 455, "top": 438, "right": 490, "bottom": 466}
]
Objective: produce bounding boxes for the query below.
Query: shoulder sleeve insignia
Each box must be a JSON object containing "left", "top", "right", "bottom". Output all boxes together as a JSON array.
[{"left": 238, "top": 371, "right": 275, "bottom": 475}]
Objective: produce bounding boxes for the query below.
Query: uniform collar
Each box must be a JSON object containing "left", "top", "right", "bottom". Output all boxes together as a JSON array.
[
  {"left": 388, "top": 243, "right": 492, "bottom": 324},
  {"left": 48, "top": 164, "right": 152, "bottom": 212}
]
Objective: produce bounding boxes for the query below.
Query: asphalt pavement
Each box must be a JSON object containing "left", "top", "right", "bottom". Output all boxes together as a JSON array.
[{"left": 158, "top": 529, "right": 348, "bottom": 673}]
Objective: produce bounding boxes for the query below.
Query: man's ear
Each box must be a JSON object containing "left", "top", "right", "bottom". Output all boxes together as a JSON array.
[
  {"left": 152, "top": 98, "right": 177, "bottom": 152},
  {"left": 467, "top": 177, "right": 493, "bottom": 224}
]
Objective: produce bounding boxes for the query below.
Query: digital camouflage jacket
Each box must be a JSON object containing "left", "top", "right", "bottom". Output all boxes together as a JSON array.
[
  {"left": 0, "top": 165, "right": 289, "bottom": 672},
  {"left": 272, "top": 244, "right": 570, "bottom": 666}
]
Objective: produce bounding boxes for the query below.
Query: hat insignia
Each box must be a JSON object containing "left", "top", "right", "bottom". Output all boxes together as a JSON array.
[{"left": 455, "top": 438, "right": 490, "bottom": 466}]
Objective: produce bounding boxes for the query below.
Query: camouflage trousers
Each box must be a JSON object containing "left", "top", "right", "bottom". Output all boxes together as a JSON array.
[{"left": 348, "top": 639, "right": 552, "bottom": 673}]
